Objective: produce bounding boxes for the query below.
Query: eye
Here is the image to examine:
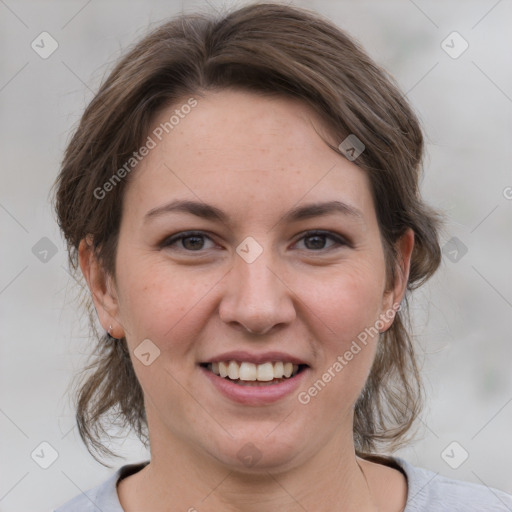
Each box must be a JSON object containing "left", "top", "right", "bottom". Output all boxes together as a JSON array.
[
  {"left": 161, "top": 231, "right": 217, "bottom": 251},
  {"left": 294, "top": 230, "right": 348, "bottom": 251}
]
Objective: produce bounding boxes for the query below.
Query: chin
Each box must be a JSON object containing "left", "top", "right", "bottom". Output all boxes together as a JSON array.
[{"left": 209, "top": 433, "right": 302, "bottom": 474}]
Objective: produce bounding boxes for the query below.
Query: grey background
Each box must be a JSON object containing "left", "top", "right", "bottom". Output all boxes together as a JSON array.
[{"left": 1, "top": 0, "right": 511, "bottom": 510}]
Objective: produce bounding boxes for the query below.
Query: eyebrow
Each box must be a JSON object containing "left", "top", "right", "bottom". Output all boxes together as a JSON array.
[{"left": 144, "top": 199, "right": 363, "bottom": 225}]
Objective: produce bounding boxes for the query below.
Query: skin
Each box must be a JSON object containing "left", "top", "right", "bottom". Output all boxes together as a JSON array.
[{"left": 79, "top": 89, "right": 414, "bottom": 512}]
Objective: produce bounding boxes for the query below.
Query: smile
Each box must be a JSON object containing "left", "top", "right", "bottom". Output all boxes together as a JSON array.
[
  {"left": 202, "top": 360, "right": 305, "bottom": 383},
  {"left": 199, "top": 361, "right": 310, "bottom": 405}
]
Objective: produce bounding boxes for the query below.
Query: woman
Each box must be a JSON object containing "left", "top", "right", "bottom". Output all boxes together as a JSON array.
[{"left": 52, "top": 2, "right": 512, "bottom": 511}]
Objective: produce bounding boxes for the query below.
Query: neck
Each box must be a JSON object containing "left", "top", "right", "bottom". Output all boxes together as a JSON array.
[{"left": 133, "top": 423, "right": 378, "bottom": 512}]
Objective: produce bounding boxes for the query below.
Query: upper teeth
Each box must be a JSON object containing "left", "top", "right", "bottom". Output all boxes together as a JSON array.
[{"left": 209, "top": 361, "right": 299, "bottom": 381}]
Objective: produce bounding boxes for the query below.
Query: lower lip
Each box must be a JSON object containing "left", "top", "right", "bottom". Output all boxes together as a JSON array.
[{"left": 199, "top": 365, "right": 310, "bottom": 406}]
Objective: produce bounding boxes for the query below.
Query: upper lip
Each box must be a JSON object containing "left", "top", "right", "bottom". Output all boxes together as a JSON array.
[{"left": 200, "top": 350, "right": 310, "bottom": 366}]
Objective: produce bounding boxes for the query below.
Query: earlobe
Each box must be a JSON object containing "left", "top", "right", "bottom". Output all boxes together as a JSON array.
[{"left": 78, "top": 236, "right": 123, "bottom": 338}]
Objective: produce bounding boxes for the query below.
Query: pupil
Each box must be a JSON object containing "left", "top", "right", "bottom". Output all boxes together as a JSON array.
[
  {"left": 183, "top": 236, "right": 203, "bottom": 250},
  {"left": 305, "top": 235, "right": 325, "bottom": 250}
]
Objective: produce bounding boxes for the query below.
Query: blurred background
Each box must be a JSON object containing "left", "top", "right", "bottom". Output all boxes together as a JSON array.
[{"left": 1, "top": 0, "right": 511, "bottom": 510}]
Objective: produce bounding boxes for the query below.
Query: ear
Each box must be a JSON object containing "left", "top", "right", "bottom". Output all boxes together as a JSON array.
[
  {"left": 78, "top": 235, "right": 124, "bottom": 339},
  {"left": 379, "top": 228, "right": 415, "bottom": 331}
]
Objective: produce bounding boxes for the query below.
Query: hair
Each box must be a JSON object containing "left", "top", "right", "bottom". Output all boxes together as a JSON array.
[{"left": 52, "top": 1, "right": 442, "bottom": 467}]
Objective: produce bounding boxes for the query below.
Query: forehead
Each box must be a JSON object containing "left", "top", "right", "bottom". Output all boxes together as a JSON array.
[
  {"left": 122, "top": 90, "right": 375, "bottom": 227},
  {"left": 151, "top": 90, "right": 337, "bottom": 169}
]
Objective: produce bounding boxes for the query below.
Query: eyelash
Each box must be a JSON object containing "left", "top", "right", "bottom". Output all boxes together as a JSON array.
[{"left": 160, "top": 230, "right": 350, "bottom": 253}]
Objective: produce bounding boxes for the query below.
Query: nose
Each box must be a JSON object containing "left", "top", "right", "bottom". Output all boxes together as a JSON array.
[{"left": 218, "top": 248, "right": 296, "bottom": 336}]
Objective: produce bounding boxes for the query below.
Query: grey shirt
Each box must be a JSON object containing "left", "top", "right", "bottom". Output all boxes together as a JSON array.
[{"left": 54, "top": 457, "right": 512, "bottom": 511}]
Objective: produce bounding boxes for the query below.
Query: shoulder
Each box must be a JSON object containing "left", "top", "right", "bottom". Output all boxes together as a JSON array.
[
  {"left": 393, "top": 457, "right": 512, "bottom": 512},
  {"left": 53, "top": 461, "right": 149, "bottom": 512}
]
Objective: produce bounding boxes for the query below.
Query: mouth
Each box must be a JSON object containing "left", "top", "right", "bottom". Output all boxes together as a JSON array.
[
  {"left": 198, "top": 358, "right": 310, "bottom": 405},
  {"left": 199, "top": 360, "right": 309, "bottom": 386}
]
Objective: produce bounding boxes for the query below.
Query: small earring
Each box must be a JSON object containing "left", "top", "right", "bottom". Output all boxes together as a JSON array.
[{"left": 107, "top": 324, "right": 117, "bottom": 340}]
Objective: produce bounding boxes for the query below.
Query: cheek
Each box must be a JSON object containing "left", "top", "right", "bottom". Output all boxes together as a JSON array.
[
  {"left": 116, "top": 254, "right": 214, "bottom": 348},
  {"left": 116, "top": 259, "right": 216, "bottom": 402},
  {"left": 297, "top": 264, "right": 385, "bottom": 402},
  {"left": 303, "top": 262, "right": 386, "bottom": 340}
]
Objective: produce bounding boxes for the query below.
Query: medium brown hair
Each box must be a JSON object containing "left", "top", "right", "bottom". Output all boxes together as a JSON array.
[{"left": 52, "top": 1, "right": 441, "bottom": 466}]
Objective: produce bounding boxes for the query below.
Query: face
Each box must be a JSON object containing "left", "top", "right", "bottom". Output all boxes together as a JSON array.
[{"left": 81, "top": 90, "right": 412, "bottom": 473}]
